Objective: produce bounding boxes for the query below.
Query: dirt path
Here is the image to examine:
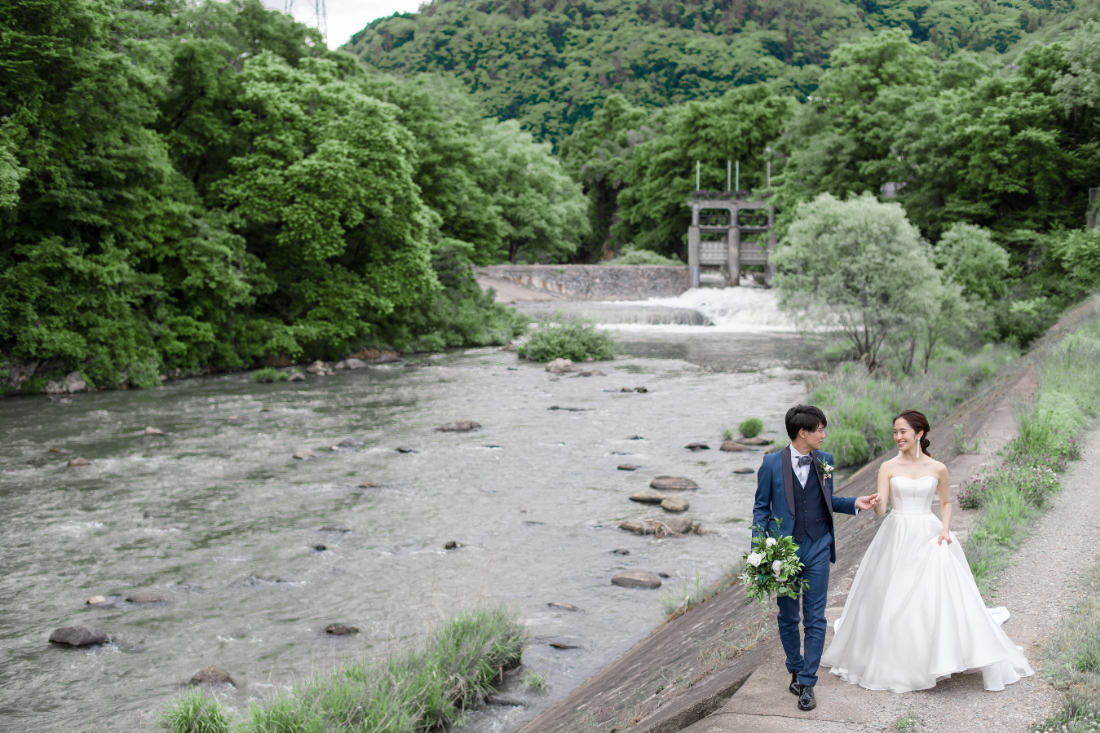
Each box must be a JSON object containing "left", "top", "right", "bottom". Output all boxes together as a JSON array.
[{"left": 685, "top": 426, "right": 1100, "bottom": 733}]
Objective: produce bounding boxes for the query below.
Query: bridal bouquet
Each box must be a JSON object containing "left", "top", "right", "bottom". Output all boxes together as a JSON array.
[{"left": 739, "top": 521, "right": 808, "bottom": 603}]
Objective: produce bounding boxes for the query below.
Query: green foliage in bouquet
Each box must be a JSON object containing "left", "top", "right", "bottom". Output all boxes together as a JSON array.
[{"left": 739, "top": 521, "right": 808, "bottom": 604}]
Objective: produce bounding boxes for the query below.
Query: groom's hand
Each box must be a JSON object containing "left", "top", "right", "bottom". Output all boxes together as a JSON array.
[{"left": 854, "top": 494, "right": 880, "bottom": 511}]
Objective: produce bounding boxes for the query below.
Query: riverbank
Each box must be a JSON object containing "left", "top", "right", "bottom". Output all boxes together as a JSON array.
[{"left": 519, "top": 296, "right": 1100, "bottom": 733}]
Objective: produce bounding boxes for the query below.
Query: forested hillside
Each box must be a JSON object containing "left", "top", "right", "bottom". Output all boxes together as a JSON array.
[{"left": 347, "top": 0, "right": 1076, "bottom": 143}]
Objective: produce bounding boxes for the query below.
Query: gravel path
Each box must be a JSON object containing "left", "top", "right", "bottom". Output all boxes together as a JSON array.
[{"left": 696, "top": 427, "right": 1100, "bottom": 733}]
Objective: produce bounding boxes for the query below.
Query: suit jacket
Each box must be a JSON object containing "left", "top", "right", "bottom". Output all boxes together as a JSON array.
[{"left": 752, "top": 446, "right": 857, "bottom": 563}]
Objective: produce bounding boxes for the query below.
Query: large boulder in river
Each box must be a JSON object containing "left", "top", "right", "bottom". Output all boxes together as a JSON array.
[
  {"left": 611, "top": 570, "right": 662, "bottom": 589},
  {"left": 738, "top": 437, "right": 771, "bottom": 446},
  {"left": 306, "top": 360, "right": 327, "bottom": 375},
  {"left": 49, "top": 626, "right": 109, "bottom": 647},
  {"left": 191, "top": 664, "right": 234, "bottom": 686},
  {"left": 661, "top": 496, "right": 690, "bottom": 512},
  {"left": 620, "top": 519, "right": 663, "bottom": 535},
  {"left": 665, "top": 517, "right": 700, "bottom": 535},
  {"left": 720, "top": 440, "right": 752, "bottom": 452},
  {"left": 650, "top": 476, "right": 699, "bottom": 492},
  {"left": 629, "top": 489, "right": 666, "bottom": 504},
  {"left": 545, "top": 358, "right": 583, "bottom": 374},
  {"left": 64, "top": 372, "right": 87, "bottom": 393},
  {"left": 45, "top": 380, "right": 66, "bottom": 395}
]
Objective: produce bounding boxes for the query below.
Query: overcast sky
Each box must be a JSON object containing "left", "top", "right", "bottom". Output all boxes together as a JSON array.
[{"left": 261, "top": 0, "right": 421, "bottom": 49}]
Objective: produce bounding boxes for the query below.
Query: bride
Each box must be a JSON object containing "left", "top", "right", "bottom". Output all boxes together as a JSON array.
[{"left": 820, "top": 410, "right": 1034, "bottom": 692}]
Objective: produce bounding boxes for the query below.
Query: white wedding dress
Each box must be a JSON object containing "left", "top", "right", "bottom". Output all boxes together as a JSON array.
[{"left": 821, "top": 476, "right": 1034, "bottom": 692}]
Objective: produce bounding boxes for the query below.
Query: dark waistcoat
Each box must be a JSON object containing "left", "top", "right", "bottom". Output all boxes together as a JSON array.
[{"left": 793, "top": 463, "right": 829, "bottom": 542}]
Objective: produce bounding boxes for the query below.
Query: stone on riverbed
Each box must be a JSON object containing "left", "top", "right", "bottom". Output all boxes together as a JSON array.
[
  {"left": 738, "top": 437, "right": 771, "bottom": 446},
  {"left": 720, "top": 441, "right": 752, "bottom": 452},
  {"left": 444, "top": 540, "right": 461, "bottom": 550},
  {"left": 611, "top": 570, "right": 662, "bottom": 589},
  {"left": 629, "top": 489, "right": 666, "bottom": 504},
  {"left": 49, "top": 626, "right": 110, "bottom": 647},
  {"left": 335, "top": 358, "right": 367, "bottom": 370},
  {"left": 191, "top": 665, "right": 234, "bottom": 686},
  {"left": 306, "top": 360, "right": 327, "bottom": 375},
  {"left": 293, "top": 449, "right": 317, "bottom": 459},
  {"left": 620, "top": 518, "right": 700, "bottom": 536},
  {"left": 618, "top": 464, "right": 638, "bottom": 471},
  {"left": 665, "top": 517, "right": 700, "bottom": 535},
  {"left": 86, "top": 596, "right": 109, "bottom": 606},
  {"left": 144, "top": 426, "right": 165, "bottom": 436},
  {"left": 650, "top": 476, "right": 699, "bottom": 492},
  {"left": 547, "top": 602, "right": 580, "bottom": 611},
  {"left": 126, "top": 592, "right": 167, "bottom": 604},
  {"left": 359, "top": 480, "right": 381, "bottom": 488},
  {"left": 545, "top": 358, "right": 583, "bottom": 375},
  {"left": 661, "top": 496, "right": 689, "bottom": 512},
  {"left": 436, "top": 420, "right": 481, "bottom": 432},
  {"left": 733, "top": 467, "right": 755, "bottom": 474},
  {"left": 319, "top": 524, "right": 351, "bottom": 533},
  {"left": 67, "top": 457, "right": 90, "bottom": 468},
  {"left": 65, "top": 372, "right": 87, "bottom": 393},
  {"left": 395, "top": 447, "right": 418, "bottom": 453},
  {"left": 325, "top": 623, "right": 359, "bottom": 636},
  {"left": 685, "top": 442, "right": 709, "bottom": 451},
  {"left": 288, "top": 372, "right": 305, "bottom": 382}
]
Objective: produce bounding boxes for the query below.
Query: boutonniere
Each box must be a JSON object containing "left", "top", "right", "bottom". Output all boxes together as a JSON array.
[{"left": 820, "top": 459, "right": 835, "bottom": 480}]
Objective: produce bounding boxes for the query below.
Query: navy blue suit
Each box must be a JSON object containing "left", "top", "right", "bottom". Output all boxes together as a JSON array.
[{"left": 753, "top": 447, "right": 857, "bottom": 687}]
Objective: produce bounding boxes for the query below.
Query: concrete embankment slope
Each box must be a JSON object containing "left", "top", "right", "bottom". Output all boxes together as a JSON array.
[{"left": 519, "top": 298, "right": 1099, "bottom": 733}]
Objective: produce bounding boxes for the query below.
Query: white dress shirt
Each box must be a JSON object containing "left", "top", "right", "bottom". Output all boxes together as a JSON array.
[{"left": 790, "top": 445, "right": 812, "bottom": 486}]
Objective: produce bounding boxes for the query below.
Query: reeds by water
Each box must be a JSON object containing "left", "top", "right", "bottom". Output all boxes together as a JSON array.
[{"left": 160, "top": 608, "right": 526, "bottom": 733}]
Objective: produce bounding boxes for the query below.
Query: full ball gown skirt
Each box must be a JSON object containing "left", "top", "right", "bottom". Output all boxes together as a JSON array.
[{"left": 820, "top": 476, "right": 1034, "bottom": 692}]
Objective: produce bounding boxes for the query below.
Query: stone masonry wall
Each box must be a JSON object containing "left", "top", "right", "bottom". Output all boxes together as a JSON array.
[{"left": 474, "top": 264, "right": 690, "bottom": 301}]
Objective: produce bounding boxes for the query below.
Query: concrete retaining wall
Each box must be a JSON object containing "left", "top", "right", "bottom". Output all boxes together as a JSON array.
[{"left": 474, "top": 265, "right": 690, "bottom": 301}]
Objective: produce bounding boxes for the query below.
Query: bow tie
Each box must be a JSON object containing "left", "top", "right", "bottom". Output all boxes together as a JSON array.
[{"left": 797, "top": 455, "right": 813, "bottom": 467}]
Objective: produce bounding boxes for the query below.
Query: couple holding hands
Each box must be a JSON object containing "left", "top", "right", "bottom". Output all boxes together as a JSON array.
[{"left": 753, "top": 405, "right": 1033, "bottom": 711}]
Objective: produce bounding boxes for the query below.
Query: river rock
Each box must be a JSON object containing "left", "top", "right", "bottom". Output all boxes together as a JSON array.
[
  {"left": 635, "top": 387, "right": 649, "bottom": 393},
  {"left": 502, "top": 343, "right": 517, "bottom": 352},
  {"left": 576, "top": 370, "right": 605, "bottom": 377},
  {"left": 395, "top": 447, "right": 418, "bottom": 453},
  {"left": 64, "top": 372, "right": 87, "bottom": 393},
  {"left": 67, "top": 457, "right": 90, "bottom": 468},
  {"left": 312, "top": 544, "right": 326, "bottom": 551},
  {"left": 86, "top": 596, "right": 109, "bottom": 606},
  {"left": 650, "top": 476, "right": 699, "bottom": 492},
  {"left": 436, "top": 420, "right": 481, "bottom": 432},
  {"left": 611, "top": 570, "right": 662, "bottom": 589},
  {"left": 288, "top": 372, "right": 305, "bottom": 382},
  {"left": 444, "top": 540, "right": 461, "bottom": 550},
  {"left": 665, "top": 517, "right": 700, "bottom": 535},
  {"left": 45, "top": 380, "right": 65, "bottom": 395},
  {"left": 612, "top": 548, "right": 630, "bottom": 555},
  {"left": 629, "top": 489, "right": 666, "bottom": 504},
  {"left": 618, "top": 464, "right": 638, "bottom": 471},
  {"left": 628, "top": 435, "right": 644, "bottom": 440},
  {"left": 339, "top": 439, "right": 364, "bottom": 447},
  {"left": 359, "top": 480, "right": 381, "bottom": 488},
  {"left": 191, "top": 664, "right": 234, "bottom": 686},
  {"left": 48, "top": 447, "right": 65, "bottom": 453},
  {"left": 319, "top": 524, "right": 350, "bottom": 533},
  {"left": 549, "top": 639, "right": 583, "bottom": 649},
  {"left": 547, "top": 602, "right": 580, "bottom": 611},
  {"left": 619, "top": 519, "right": 663, "bottom": 535},
  {"left": 293, "top": 449, "right": 316, "bottom": 459},
  {"left": 545, "top": 358, "right": 582, "bottom": 374},
  {"left": 306, "top": 360, "right": 327, "bottom": 375},
  {"left": 126, "top": 591, "right": 167, "bottom": 604},
  {"left": 661, "top": 496, "right": 690, "bottom": 512},
  {"left": 144, "top": 426, "right": 165, "bottom": 436},
  {"left": 49, "top": 626, "right": 109, "bottom": 647},
  {"left": 733, "top": 467, "right": 755, "bottom": 474},
  {"left": 340, "top": 358, "right": 368, "bottom": 370},
  {"left": 720, "top": 440, "right": 752, "bottom": 452},
  {"left": 685, "top": 442, "right": 709, "bottom": 451},
  {"left": 325, "top": 623, "right": 359, "bottom": 636},
  {"left": 738, "top": 436, "right": 771, "bottom": 446}
]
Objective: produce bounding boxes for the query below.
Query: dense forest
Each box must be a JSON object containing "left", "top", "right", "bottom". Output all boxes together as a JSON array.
[{"left": 4, "top": 0, "right": 1100, "bottom": 393}]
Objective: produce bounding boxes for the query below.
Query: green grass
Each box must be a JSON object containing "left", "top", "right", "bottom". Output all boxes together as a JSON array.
[
  {"left": 517, "top": 314, "right": 616, "bottom": 363},
  {"left": 159, "top": 608, "right": 526, "bottom": 733},
  {"left": 737, "top": 417, "right": 764, "bottom": 439},
  {"left": 964, "top": 311, "right": 1100, "bottom": 596},
  {"left": 1030, "top": 564, "right": 1100, "bottom": 733},
  {"left": 602, "top": 246, "right": 684, "bottom": 266},
  {"left": 524, "top": 671, "right": 548, "bottom": 691},
  {"left": 659, "top": 565, "right": 742, "bottom": 620},
  {"left": 895, "top": 712, "right": 920, "bottom": 731},
  {"left": 252, "top": 367, "right": 289, "bottom": 383},
  {"left": 810, "top": 344, "right": 1018, "bottom": 466}
]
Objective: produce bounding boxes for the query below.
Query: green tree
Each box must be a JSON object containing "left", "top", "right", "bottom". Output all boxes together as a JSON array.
[
  {"left": 479, "top": 120, "right": 589, "bottom": 263},
  {"left": 773, "top": 193, "right": 943, "bottom": 372},
  {"left": 934, "top": 223, "right": 1011, "bottom": 304},
  {"left": 615, "top": 84, "right": 795, "bottom": 257}
]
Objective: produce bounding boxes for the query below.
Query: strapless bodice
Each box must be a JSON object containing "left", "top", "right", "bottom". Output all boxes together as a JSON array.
[{"left": 889, "top": 476, "right": 939, "bottom": 516}]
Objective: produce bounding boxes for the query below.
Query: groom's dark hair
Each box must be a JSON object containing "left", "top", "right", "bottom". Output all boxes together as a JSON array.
[{"left": 785, "top": 405, "right": 827, "bottom": 440}]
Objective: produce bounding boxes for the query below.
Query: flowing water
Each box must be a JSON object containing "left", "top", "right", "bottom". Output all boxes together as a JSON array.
[{"left": 0, "top": 289, "right": 816, "bottom": 733}]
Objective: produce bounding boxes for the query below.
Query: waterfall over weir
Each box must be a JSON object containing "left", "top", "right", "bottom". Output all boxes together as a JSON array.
[{"left": 512, "top": 301, "right": 710, "bottom": 326}]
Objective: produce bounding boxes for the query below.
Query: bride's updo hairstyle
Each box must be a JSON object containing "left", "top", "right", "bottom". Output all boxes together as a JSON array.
[{"left": 894, "top": 410, "right": 932, "bottom": 457}]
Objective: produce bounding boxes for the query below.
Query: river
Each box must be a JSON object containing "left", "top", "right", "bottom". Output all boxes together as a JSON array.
[{"left": 0, "top": 288, "right": 818, "bottom": 732}]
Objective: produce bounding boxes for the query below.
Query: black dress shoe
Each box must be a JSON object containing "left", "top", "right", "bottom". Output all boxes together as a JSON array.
[
  {"left": 789, "top": 673, "right": 801, "bottom": 696},
  {"left": 797, "top": 684, "right": 816, "bottom": 711}
]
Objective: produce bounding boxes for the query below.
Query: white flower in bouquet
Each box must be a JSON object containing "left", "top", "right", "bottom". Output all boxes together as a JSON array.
[
  {"left": 747, "top": 552, "right": 763, "bottom": 567},
  {"left": 766, "top": 537, "right": 777, "bottom": 547},
  {"left": 771, "top": 559, "right": 783, "bottom": 575}
]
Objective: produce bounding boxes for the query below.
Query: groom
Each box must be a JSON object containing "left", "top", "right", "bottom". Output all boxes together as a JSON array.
[{"left": 753, "top": 405, "right": 879, "bottom": 711}]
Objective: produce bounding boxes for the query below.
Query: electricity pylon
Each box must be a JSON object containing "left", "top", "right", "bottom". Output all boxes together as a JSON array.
[{"left": 284, "top": 0, "right": 327, "bottom": 44}]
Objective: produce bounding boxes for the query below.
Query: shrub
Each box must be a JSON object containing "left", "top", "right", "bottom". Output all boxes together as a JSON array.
[
  {"left": 822, "top": 426, "right": 870, "bottom": 467},
  {"left": 603, "top": 246, "right": 683, "bottom": 266},
  {"left": 738, "top": 418, "right": 764, "bottom": 439},
  {"left": 525, "top": 672, "right": 548, "bottom": 691},
  {"left": 517, "top": 316, "right": 616, "bottom": 362},
  {"left": 252, "top": 367, "right": 288, "bottom": 383},
  {"left": 160, "top": 689, "right": 232, "bottom": 733}
]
